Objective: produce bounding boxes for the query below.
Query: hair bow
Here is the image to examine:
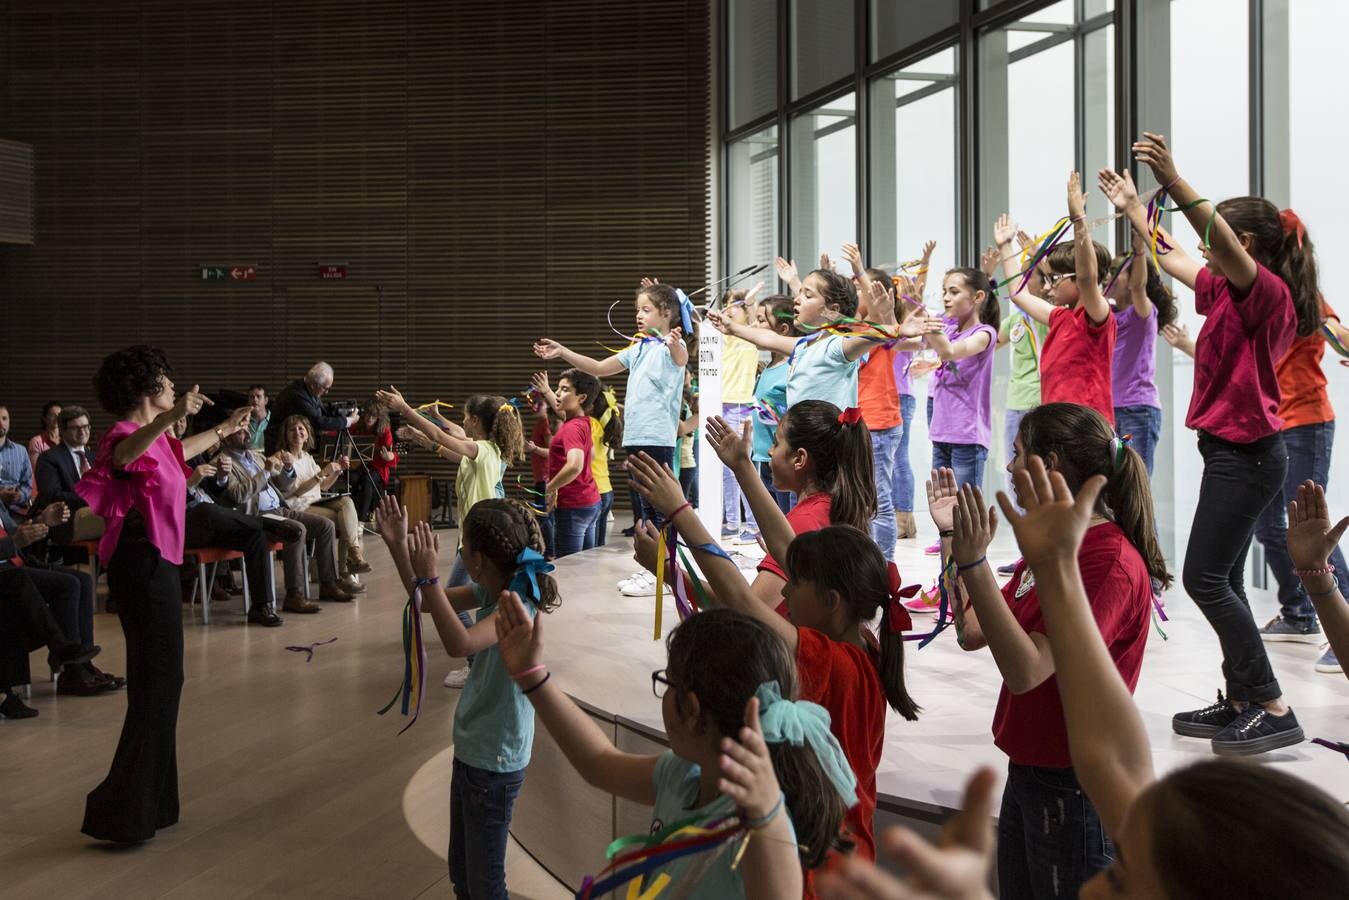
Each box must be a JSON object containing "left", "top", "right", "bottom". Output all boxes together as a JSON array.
[
  {"left": 886, "top": 562, "right": 918, "bottom": 633},
  {"left": 599, "top": 387, "right": 619, "bottom": 427},
  {"left": 675, "top": 288, "right": 695, "bottom": 334},
  {"left": 755, "top": 680, "right": 858, "bottom": 807},
  {"left": 837, "top": 406, "right": 865, "bottom": 427},
  {"left": 1280, "top": 208, "right": 1306, "bottom": 248},
  {"left": 1112, "top": 434, "right": 1132, "bottom": 473},
  {"left": 509, "top": 546, "right": 555, "bottom": 603}
]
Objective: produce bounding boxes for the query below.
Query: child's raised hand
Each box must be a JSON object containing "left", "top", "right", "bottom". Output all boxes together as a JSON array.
[
  {"left": 374, "top": 385, "right": 410, "bottom": 412},
  {"left": 705, "top": 309, "right": 733, "bottom": 335},
  {"left": 1097, "top": 168, "right": 1140, "bottom": 213},
  {"left": 980, "top": 245, "right": 1000, "bottom": 278},
  {"left": 533, "top": 339, "right": 563, "bottom": 359},
  {"left": 902, "top": 315, "right": 945, "bottom": 339},
  {"left": 625, "top": 451, "right": 688, "bottom": 517},
  {"left": 1287, "top": 481, "right": 1349, "bottom": 573},
  {"left": 841, "top": 241, "right": 865, "bottom": 274},
  {"left": 1066, "top": 170, "right": 1087, "bottom": 219},
  {"left": 375, "top": 495, "right": 408, "bottom": 547},
  {"left": 995, "top": 455, "right": 1104, "bottom": 573},
  {"left": 639, "top": 276, "right": 660, "bottom": 289},
  {"left": 775, "top": 256, "right": 799, "bottom": 285},
  {"left": 631, "top": 520, "right": 663, "bottom": 576},
  {"left": 716, "top": 696, "right": 781, "bottom": 822},
  {"left": 819, "top": 251, "right": 834, "bottom": 272},
  {"left": 494, "top": 590, "right": 544, "bottom": 677},
  {"left": 952, "top": 483, "right": 997, "bottom": 568},
  {"left": 1160, "top": 322, "right": 1194, "bottom": 356},
  {"left": 663, "top": 326, "right": 683, "bottom": 347},
  {"left": 993, "top": 213, "right": 1014, "bottom": 246},
  {"left": 926, "top": 468, "right": 959, "bottom": 532},
  {"left": 921, "top": 238, "right": 937, "bottom": 261},
  {"left": 744, "top": 280, "right": 766, "bottom": 302},
  {"left": 530, "top": 371, "right": 551, "bottom": 395},
  {"left": 1014, "top": 228, "right": 1035, "bottom": 253},
  {"left": 407, "top": 521, "right": 441, "bottom": 581},
  {"left": 705, "top": 415, "right": 753, "bottom": 471},
  {"left": 1133, "top": 131, "right": 1179, "bottom": 187}
]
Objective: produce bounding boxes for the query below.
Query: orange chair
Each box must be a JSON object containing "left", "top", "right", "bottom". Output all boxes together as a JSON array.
[{"left": 186, "top": 547, "right": 248, "bottom": 624}]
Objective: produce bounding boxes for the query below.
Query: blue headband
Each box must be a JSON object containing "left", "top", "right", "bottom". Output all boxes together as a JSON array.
[
  {"left": 675, "top": 288, "right": 694, "bottom": 333},
  {"left": 509, "top": 547, "right": 555, "bottom": 603},
  {"left": 755, "top": 680, "right": 858, "bottom": 808}
]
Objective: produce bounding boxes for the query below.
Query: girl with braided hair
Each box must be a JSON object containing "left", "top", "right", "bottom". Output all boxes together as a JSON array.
[{"left": 375, "top": 495, "right": 559, "bottom": 900}]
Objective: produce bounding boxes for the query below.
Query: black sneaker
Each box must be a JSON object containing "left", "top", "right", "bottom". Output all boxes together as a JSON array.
[
  {"left": 1172, "top": 691, "right": 1239, "bottom": 738},
  {"left": 1211, "top": 705, "right": 1304, "bottom": 756}
]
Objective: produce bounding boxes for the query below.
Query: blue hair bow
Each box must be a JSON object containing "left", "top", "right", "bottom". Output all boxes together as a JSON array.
[
  {"left": 509, "top": 547, "right": 555, "bottom": 603},
  {"left": 755, "top": 680, "right": 858, "bottom": 808},
  {"left": 675, "top": 287, "right": 694, "bottom": 334}
]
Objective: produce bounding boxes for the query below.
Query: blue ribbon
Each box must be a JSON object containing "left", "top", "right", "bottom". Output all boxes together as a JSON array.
[
  {"left": 756, "top": 680, "right": 858, "bottom": 807},
  {"left": 675, "top": 287, "right": 694, "bottom": 334},
  {"left": 509, "top": 546, "right": 555, "bottom": 603}
]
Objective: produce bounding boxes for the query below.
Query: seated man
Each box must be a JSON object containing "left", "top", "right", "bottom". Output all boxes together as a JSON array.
[
  {"left": 34, "top": 405, "right": 105, "bottom": 544},
  {"left": 217, "top": 427, "right": 358, "bottom": 608},
  {"left": 263, "top": 361, "right": 359, "bottom": 454},
  {"left": 0, "top": 501, "right": 119, "bottom": 698},
  {"left": 0, "top": 574, "right": 103, "bottom": 719},
  {"left": 0, "top": 404, "right": 34, "bottom": 517}
]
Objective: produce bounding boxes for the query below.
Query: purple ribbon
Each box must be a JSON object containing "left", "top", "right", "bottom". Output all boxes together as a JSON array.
[
  {"left": 285, "top": 637, "right": 338, "bottom": 662},
  {"left": 1311, "top": 737, "right": 1349, "bottom": 761}
]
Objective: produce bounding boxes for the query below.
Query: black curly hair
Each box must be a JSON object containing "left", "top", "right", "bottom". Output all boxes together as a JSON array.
[{"left": 93, "top": 345, "right": 173, "bottom": 416}]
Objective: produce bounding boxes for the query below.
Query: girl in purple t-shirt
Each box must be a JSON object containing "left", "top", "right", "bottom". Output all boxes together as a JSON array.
[
  {"left": 1107, "top": 232, "right": 1178, "bottom": 476},
  {"left": 923, "top": 267, "right": 1001, "bottom": 494}
]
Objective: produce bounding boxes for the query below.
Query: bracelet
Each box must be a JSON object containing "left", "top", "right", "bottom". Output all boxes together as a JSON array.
[
  {"left": 511, "top": 664, "right": 547, "bottom": 681},
  {"left": 521, "top": 671, "right": 550, "bottom": 695},
  {"left": 1162, "top": 175, "right": 1180, "bottom": 191},
  {"left": 1070, "top": 214, "right": 1086, "bottom": 223},
  {"left": 745, "top": 792, "right": 785, "bottom": 830},
  {"left": 1294, "top": 564, "right": 1336, "bottom": 578},
  {"left": 956, "top": 556, "right": 986, "bottom": 572},
  {"left": 1307, "top": 585, "right": 1341, "bottom": 600},
  {"left": 938, "top": 529, "right": 954, "bottom": 538},
  {"left": 414, "top": 576, "right": 440, "bottom": 587},
  {"left": 668, "top": 500, "right": 693, "bottom": 521}
]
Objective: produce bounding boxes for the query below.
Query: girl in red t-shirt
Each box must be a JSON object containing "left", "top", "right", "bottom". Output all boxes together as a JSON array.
[{"left": 931, "top": 401, "right": 1165, "bottom": 899}]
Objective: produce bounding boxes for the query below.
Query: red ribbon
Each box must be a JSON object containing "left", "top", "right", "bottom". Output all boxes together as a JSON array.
[
  {"left": 886, "top": 562, "right": 918, "bottom": 633},
  {"left": 838, "top": 406, "right": 865, "bottom": 426},
  {"left": 1280, "top": 208, "right": 1306, "bottom": 248}
]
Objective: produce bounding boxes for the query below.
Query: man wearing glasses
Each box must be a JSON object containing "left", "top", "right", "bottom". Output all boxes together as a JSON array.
[{"left": 35, "top": 406, "right": 105, "bottom": 544}]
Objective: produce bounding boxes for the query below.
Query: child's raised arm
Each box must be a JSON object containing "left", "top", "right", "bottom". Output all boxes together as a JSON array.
[
  {"left": 533, "top": 338, "right": 627, "bottom": 377},
  {"left": 705, "top": 416, "right": 795, "bottom": 565},
  {"left": 406, "top": 523, "right": 501, "bottom": 658},
  {"left": 1287, "top": 481, "right": 1349, "bottom": 682},
  {"left": 1126, "top": 232, "right": 1152, "bottom": 319},
  {"left": 1098, "top": 167, "right": 1204, "bottom": 290},
  {"left": 998, "top": 218, "right": 1057, "bottom": 326},
  {"left": 707, "top": 308, "right": 800, "bottom": 355},
  {"left": 378, "top": 385, "right": 482, "bottom": 462},
  {"left": 495, "top": 590, "right": 660, "bottom": 805},
  {"left": 775, "top": 256, "right": 803, "bottom": 294},
  {"left": 913, "top": 239, "right": 937, "bottom": 298},
  {"left": 994, "top": 459, "right": 1154, "bottom": 837},
  {"left": 1067, "top": 171, "right": 1111, "bottom": 325},
  {"left": 924, "top": 323, "right": 993, "bottom": 363}
]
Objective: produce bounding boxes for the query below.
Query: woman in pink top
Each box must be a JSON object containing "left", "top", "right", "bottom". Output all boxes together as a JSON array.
[
  {"left": 78, "top": 346, "right": 249, "bottom": 843},
  {"left": 1102, "top": 134, "right": 1321, "bottom": 756}
]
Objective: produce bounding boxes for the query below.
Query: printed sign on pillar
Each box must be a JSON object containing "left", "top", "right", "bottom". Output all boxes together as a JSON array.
[{"left": 696, "top": 321, "right": 723, "bottom": 536}]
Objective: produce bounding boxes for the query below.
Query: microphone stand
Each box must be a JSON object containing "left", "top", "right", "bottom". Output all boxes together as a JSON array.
[{"left": 338, "top": 423, "right": 386, "bottom": 535}]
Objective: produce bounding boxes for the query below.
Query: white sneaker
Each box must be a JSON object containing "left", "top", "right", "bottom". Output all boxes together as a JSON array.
[
  {"left": 617, "top": 570, "right": 651, "bottom": 590},
  {"left": 620, "top": 572, "right": 659, "bottom": 597},
  {"left": 443, "top": 667, "right": 470, "bottom": 689}
]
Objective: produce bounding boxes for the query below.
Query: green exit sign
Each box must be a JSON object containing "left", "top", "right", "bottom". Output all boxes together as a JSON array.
[{"left": 200, "top": 266, "right": 227, "bottom": 281}]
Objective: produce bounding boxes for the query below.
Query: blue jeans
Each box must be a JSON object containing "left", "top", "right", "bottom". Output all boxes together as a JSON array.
[
  {"left": 448, "top": 553, "right": 476, "bottom": 665},
  {"left": 1114, "top": 405, "right": 1163, "bottom": 476},
  {"left": 758, "top": 461, "right": 793, "bottom": 514},
  {"left": 891, "top": 393, "right": 917, "bottom": 512},
  {"left": 625, "top": 445, "right": 675, "bottom": 526},
  {"left": 870, "top": 425, "right": 903, "bottom": 561},
  {"left": 553, "top": 502, "right": 600, "bottom": 557},
  {"left": 533, "top": 480, "right": 555, "bottom": 558},
  {"left": 1253, "top": 420, "right": 1349, "bottom": 624},
  {"left": 1004, "top": 407, "right": 1032, "bottom": 509},
  {"left": 595, "top": 491, "right": 614, "bottom": 546},
  {"left": 997, "top": 762, "right": 1112, "bottom": 900},
  {"left": 721, "top": 404, "right": 757, "bottom": 531},
  {"left": 448, "top": 758, "right": 525, "bottom": 900},
  {"left": 932, "top": 442, "right": 988, "bottom": 490}
]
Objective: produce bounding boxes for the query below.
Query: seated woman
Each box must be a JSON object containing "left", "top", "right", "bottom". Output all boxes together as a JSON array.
[
  {"left": 276, "top": 414, "right": 370, "bottom": 579},
  {"left": 351, "top": 398, "right": 399, "bottom": 523}
]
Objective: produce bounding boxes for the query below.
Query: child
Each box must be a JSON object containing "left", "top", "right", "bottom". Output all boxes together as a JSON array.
[
  {"left": 751, "top": 294, "right": 798, "bottom": 514},
  {"left": 523, "top": 385, "right": 559, "bottom": 558},
  {"left": 1007, "top": 172, "right": 1118, "bottom": 424},
  {"left": 719, "top": 286, "right": 764, "bottom": 543},
  {"left": 993, "top": 214, "right": 1051, "bottom": 484},
  {"left": 495, "top": 596, "right": 855, "bottom": 899},
  {"left": 375, "top": 497, "right": 559, "bottom": 900},
  {"left": 541, "top": 369, "right": 602, "bottom": 557},
  {"left": 1108, "top": 230, "right": 1177, "bottom": 476},
  {"left": 534, "top": 281, "right": 687, "bottom": 527},
  {"left": 627, "top": 450, "right": 918, "bottom": 865},
  {"left": 887, "top": 242, "right": 937, "bottom": 541},
  {"left": 935, "top": 401, "right": 1163, "bottom": 897},
  {"left": 530, "top": 370, "right": 622, "bottom": 547},
  {"left": 1101, "top": 133, "right": 1313, "bottom": 753}
]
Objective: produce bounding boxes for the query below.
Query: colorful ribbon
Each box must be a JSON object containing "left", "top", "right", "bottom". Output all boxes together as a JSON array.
[
  {"left": 752, "top": 399, "right": 784, "bottom": 427},
  {"left": 1310, "top": 737, "right": 1349, "bottom": 761},
  {"left": 577, "top": 814, "right": 746, "bottom": 900},
  {"left": 285, "top": 637, "right": 337, "bottom": 662},
  {"left": 651, "top": 527, "right": 735, "bottom": 637},
  {"left": 378, "top": 582, "right": 429, "bottom": 734},
  {"left": 1322, "top": 321, "right": 1349, "bottom": 359},
  {"left": 907, "top": 557, "right": 957, "bottom": 648},
  {"left": 1150, "top": 593, "right": 1169, "bottom": 641}
]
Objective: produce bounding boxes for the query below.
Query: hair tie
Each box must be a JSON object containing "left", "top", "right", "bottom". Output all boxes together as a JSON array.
[
  {"left": 498, "top": 402, "right": 514, "bottom": 414},
  {"left": 837, "top": 406, "right": 864, "bottom": 427},
  {"left": 1280, "top": 208, "right": 1306, "bottom": 248},
  {"left": 509, "top": 546, "right": 555, "bottom": 602},
  {"left": 886, "top": 562, "right": 917, "bottom": 633},
  {"left": 675, "top": 287, "right": 695, "bottom": 333},
  {"left": 598, "top": 387, "right": 619, "bottom": 427},
  {"left": 1113, "top": 434, "right": 1132, "bottom": 473},
  {"left": 755, "top": 680, "right": 858, "bottom": 807}
]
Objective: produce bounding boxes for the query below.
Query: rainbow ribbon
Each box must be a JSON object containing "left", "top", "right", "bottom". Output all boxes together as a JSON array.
[
  {"left": 906, "top": 558, "right": 957, "bottom": 648},
  {"left": 577, "top": 814, "right": 748, "bottom": 900},
  {"left": 997, "top": 216, "right": 1073, "bottom": 296},
  {"left": 377, "top": 581, "right": 429, "bottom": 734},
  {"left": 284, "top": 637, "right": 337, "bottom": 662},
  {"left": 753, "top": 399, "right": 784, "bottom": 427},
  {"left": 1150, "top": 593, "right": 1169, "bottom": 641},
  {"left": 651, "top": 528, "right": 732, "bottom": 637},
  {"left": 1322, "top": 321, "right": 1349, "bottom": 359}
]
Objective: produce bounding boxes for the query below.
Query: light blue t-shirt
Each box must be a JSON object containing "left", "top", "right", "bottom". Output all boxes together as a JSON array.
[
  {"left": 785, "top": 334, "right": 859, "bottom": 411},
  {"left": 617, "top": 341, "right": 683, "bottom": 447},
  {"left": 643, "top": 751, "right": 797, "bottom": 899},
  {"left": 453, "top": 584, "right": 538, "bottom": 773},
  {"left": 751, "top": 361, "right": 788, "bottom": 462}
]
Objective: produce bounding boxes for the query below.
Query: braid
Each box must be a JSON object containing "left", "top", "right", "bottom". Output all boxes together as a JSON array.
[{"left": 462, "top": 499, "right": 561, "bottom": 612}]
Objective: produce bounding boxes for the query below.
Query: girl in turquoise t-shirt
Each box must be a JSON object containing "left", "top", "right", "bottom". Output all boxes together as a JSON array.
[
  {"left": 377, "top": 496, "right": 560, "bottom": 900},
  {"left": 751, "top": 293, "right": 798, "bottom": 513},
  {"left": 496, "top": 597, "right": 858, "bottom": 899}
]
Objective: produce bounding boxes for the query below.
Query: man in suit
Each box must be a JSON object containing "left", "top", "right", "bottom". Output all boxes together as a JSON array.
[{"left": 34, "top": 405, "right": 104, "bottom": 543}]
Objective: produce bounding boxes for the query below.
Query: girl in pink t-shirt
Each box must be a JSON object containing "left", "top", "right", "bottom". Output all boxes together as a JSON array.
[{"left": 1100, "top": 133, "right": 1319, "bottom": 756}]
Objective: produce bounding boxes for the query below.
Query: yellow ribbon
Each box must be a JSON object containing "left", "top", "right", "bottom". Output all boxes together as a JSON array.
[
  {"left": 625, "top": 874, "right": 671, "bottom": 900},
  {"left": 415, "top": 400, "right": 455, "bottom": 411},
  {"left": 599, "top": 387, "right": 619, "bottom": 427},
  {"left": 653, "top": 529, "right": 666, "bottom": 641}
]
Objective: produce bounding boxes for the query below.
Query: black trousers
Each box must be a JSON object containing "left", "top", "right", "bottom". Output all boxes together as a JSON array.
[
  {"left": 21, "top": 565, "right": 95, "bottom": 668},
  {"left": 0, "top": 567, "right": 72, "bottom": 689},
  {"left": 184, "top": 502, "right": 271, "bottom": 608},
  {"left": 1182, "top": 432, "right": 1288, "bottom": 703},
  {"left": 82, "top": 525, "right": 183, "bottom": 843}
]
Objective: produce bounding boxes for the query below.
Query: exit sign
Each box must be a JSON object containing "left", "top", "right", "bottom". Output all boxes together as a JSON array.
[
  {"left": 200, "top": 265, "right": 257, "bottom": 281},
  {"left": 200, "top": 266, "right": 226, "bottom": 281},
  {"left": 318, "top": 264, "right": 347, "bottom": 280}
]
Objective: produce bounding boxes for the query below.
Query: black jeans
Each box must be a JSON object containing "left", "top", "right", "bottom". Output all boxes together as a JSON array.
[
  {"left": 83, "top": 520, "right": 183, "bottom": 842},
  {"left": 184, "top": 502, "right": 271, "bottom": 607},
  {"left": 1182, "top": 432, "right": 1287, "bottom": 703},
  {"left": 998, "top": 762, "right": 1112, "bottom": 900},
  {"left": 625, "top": 445, "right": 675, "bottom": 526}
]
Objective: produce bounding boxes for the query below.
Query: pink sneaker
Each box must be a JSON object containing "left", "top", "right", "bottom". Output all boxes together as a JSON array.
[
  {"left": 924, "top": 541, "right": 942, "bottom": 556},
  {"left": 902, "top": 585, "right": 941, "bottom": 614}
]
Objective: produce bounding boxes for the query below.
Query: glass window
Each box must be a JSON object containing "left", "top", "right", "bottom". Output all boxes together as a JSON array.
[
  {"left": 789, "top": 92, "right": 856, "bottom": 274},
  {"left": 791, "top": 0, "right": 854, "bottom": 100},
  {"left": 728, "top": 0, "right": 778, "bottom": 130},
  {"left": 871, "top": 0, "right": 958, "bottom": 62},
  {"left": 727, "top": 126, "right": 781, "bottom": 289}
]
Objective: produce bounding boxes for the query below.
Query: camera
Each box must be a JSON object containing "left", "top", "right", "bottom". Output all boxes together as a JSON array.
[{"left": 324, "top": 398, "right": 360, "bottom": 419}]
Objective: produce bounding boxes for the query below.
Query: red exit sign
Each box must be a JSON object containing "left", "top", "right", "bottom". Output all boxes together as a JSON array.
[
  {"left": 318, "top": 264, "right": 347, "bottom": 280},
  {"left": 230, "top": 265, "right": 257, "bottom": 281}
]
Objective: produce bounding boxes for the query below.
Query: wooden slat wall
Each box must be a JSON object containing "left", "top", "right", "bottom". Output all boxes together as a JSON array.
[{"left": 0, "top": 0, "right": 709, "bottom": 501}]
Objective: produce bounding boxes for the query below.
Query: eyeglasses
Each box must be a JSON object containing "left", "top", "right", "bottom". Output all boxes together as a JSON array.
[
  {"left": 651, "top": 669, "right": 672, "bottom": 699},
  {"left": 1043, "top": 273, "right": 1077, "bottom": 288}
]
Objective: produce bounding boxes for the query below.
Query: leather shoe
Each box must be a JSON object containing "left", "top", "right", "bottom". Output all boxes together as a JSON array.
[
  {"left": 247, "top": 606, "right": 284, "bottom": 627},
  {"left": 57, "top": 670, "right": 118, "bottom": 696},
  {"left": 48, "top": 643, "right": 101, "bottom": 669},
  {"left": 319, "top": 582, "right": 355, "bottom": 602},
  {"left": 0, "top": 693, "right": 38, "bottom": 719},
  {"left": 282, "top": 591, "right": 322, "bottom": 614},
  {"left": 338, "top": 576, "right": 367, "bottom": 594},
  {"left": 86, "top": 663, "right": 125, "bottom": 688}
]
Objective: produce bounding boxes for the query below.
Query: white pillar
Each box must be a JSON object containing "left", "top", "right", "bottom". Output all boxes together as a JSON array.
[{"left": 696, "top": 321, "right": 723, "bottom": 536}]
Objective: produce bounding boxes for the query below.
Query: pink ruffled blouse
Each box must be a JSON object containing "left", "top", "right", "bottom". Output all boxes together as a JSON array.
[{"left": 76, "top": 420, "right": 193, "bottom": 565}]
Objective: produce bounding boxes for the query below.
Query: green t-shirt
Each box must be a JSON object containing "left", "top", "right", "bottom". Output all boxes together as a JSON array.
[
  {"left": 1000, "top": 313, "right": 1048, "bottom": 411},
  {"left": 455, "top": 440, "right": 505, "bottom": 547}
]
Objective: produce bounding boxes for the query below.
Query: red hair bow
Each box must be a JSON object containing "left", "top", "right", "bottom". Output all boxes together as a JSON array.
[
  {"left": 1280, "top": 208, "right": 1306, "bottom": 248},
  {"left": 838, "top": 407, "right": 865, "bottom": 426},
  {"left": 886, "top": 562, "right": 919, "bottom": 633}
]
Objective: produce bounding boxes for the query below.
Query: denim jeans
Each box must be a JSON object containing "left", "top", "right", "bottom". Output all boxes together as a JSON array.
[
  {"left": 997, "top": 762, "right": 1113, "bottom": 900},
  {"left": 448, "top": 758, "right": 525, "bottom": 900},
  {"left": 448, "top": 552, "right": 476, "bottom": 666},
  {"left": 553, "top": 502, "right": 600, "bottom": 557},
  {"left": 721, "top": 404, "right": 757, "bottom": 531},
  {"left": 1004, "top": 407, "right": 1032, "bottom": 509},
  {"left": 870, "top": 425, "right": 903, "bottom": 561},
  {"left": 533, "top": 480, "right": 555, "bottom": 558},
  {"left": 595, "top": 491, "right": 614, "bottom": 546},
  {"left": 1183, "top": 432, "right": 1287, "bottom": 703},
  {"left": 679, "top": 465, "right": 698, "bottom": 508},
  {"left": 1252, "top": 420, "right": 1349, "bottom": 623},
  {"left": 891, "top": 393, "right": 917, "bottom": 512},
  {"left": 1114, "top": 405, "right": 1163, "bottom": 476},
  {"left": 757, "top": 461, "right": 793, "bottom": 514},
  {"left": 932, "top": 442, "right": 988, "bottom": 490},
  {"left": 625, "top": 445, "right": 675, "bottom": 526}
]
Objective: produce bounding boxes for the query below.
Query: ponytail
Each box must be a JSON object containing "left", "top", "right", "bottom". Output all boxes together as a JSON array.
[
  {"left": 1217, "top": 197, "right": 1322, "bottom": 337},
  {"left": 466, "top": 395, "right": 526, "bottom": 465},
  {"left": 785, "top": 527, "right": 920, "bottom": 719},
  {"left": 779, "top": 400, "right": 876, "bottom": 532},
  {"left": 585, "top": 384, "right": 624, "bottom": 449},
  {"left": 1019, "top": 403, "right": 1171, "bottom": 588}
]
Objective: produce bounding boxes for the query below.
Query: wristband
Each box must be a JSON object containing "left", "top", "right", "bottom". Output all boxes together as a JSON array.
[
  {"left": 521, "top": 671, "right": 550, "bottom": 695},
  {"left": 414, "top": 576, "right": 439, "bottom": 587},
  {"left": 1294, "top": 564, "right": 1335, "bottom": 578},
  {"left": 668, "top": 500, "right": 693, "bottom": 521},
  {"left": 745, "top": 792, "right": 785, "bottom": 830},
  {"left": 938, "top": 529, "right": 954, "bottom": 538},
  {"left": 956, "top": 556, "right": 986, "bottom": 572},
  {"left": 1307, "top": 585, "right": 1341, "bottom": 600},
  {"left": 511, "top": 664, "right": 547, "bottom": 681},
  {"left": 1070, "top": 214, "right": 1086, "bottom": 223}
]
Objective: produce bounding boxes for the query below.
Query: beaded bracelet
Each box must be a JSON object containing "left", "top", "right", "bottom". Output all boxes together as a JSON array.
[
  {"left": 745, "top": 792, "right": 785, "bottom": 830},
  {"left": 414, "top": 576, "right": 440, "bottom": 587},
  {"left": 1294, "top": 564, "right": 1336, "bottom": 578},
  {"left": 938, "top": 529, "right": 954, "bottom": 539},
  {"left": 521, "top": 672, "right": 551, "bottom": 695}
]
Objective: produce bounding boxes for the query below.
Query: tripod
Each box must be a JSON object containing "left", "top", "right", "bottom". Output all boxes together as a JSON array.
[{"left": 334, "top": 425, "right": 388, "bottom": 536}]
